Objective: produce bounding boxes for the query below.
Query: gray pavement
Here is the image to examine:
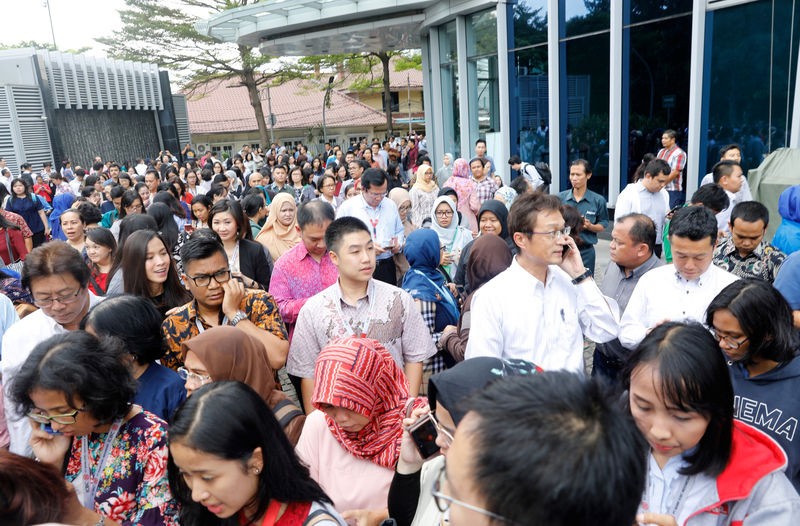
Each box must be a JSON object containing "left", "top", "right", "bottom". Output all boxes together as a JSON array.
[{"left": 584, "top": 236, "right": 611, "bottom": 375}]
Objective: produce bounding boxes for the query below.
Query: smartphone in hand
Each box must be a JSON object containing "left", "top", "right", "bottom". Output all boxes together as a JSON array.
[{"left": 408, "top": 414, "right": 440, "bottom": 459}]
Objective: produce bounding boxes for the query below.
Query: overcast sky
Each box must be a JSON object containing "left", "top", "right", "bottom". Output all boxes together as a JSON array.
[{"left": 1, "top": 0, "right": 131, "bottom": 56}]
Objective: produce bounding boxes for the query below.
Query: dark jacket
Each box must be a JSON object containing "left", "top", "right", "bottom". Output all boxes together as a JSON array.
[{"left": 239, "top": 238, "right": 272, "bottom": 289}]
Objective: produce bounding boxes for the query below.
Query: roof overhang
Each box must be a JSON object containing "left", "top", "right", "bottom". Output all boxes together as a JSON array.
[{"left": 195, "top": 0, "right": 437, "bottom": 55}]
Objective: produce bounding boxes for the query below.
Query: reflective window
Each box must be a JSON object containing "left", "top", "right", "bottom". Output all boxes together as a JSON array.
[
  {"left": 467, "top": 10, "right": 497, "bottom": 56},
  {"left": 439, "top": 20, "right": 457, "bottom": 63},
  {"left": 511, "top": 0, "right": 547, "bottom": 49},
  {"left": 565, "top": 0, "right": 609, "bottom": 38},
  {"left": 566, "top": 32, "right": 610, "bottom": 196},
  {"left": 509, "top": 45, "right": 549, "bottom": 163},
  {"left": 439, "top": 21, "right": 460, "bottom": 158},
  {"left": 706, "top": 0, "right": 800, "bottom": 172},
  {"left": 467, "top": 10, "right": 500, "bottom": 148},
  {"left": 626, "top": 15, "right": 691, "bottom": 183},
  {"left": 630, "top": 0, "right": 691, "bottom": 24}
]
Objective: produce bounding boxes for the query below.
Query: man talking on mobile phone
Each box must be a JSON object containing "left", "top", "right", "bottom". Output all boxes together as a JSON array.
[{"left": 465, "top": 192, "right": 619, "bottom": 373}]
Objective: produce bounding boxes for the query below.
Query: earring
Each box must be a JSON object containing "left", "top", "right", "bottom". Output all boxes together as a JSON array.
[{"left": 253, "top": 467, "right": 261, "bottom": 474}]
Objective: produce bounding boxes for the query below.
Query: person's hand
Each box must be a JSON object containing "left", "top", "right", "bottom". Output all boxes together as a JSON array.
[
  {"left": 647, "top": 318, "right": 671, "bottom": 334},
  {"left": 61, "top": 479, "right": 103, "bottom": 525},
  {"left": 557, "top": 236, "right": 586, "bottom": 279},
  {"left": 635, "top": 513, "right": 678, "bottom": 526},
  {"left": 472, "top": 229, "right": 479, "bottom": 239},
  {"left": 341, "top": 508, "right": 389, "bottom": 526},
  {"left": 232, "top": 271, "right": 258, "bottom": 289},
  {"left": 29, "top": 419, "right": 72, "bottom": 468},
  {"left": 583, "top": 217, "right": 593, "bottom": 230},
  {"left": 221, "top": 278, "right": 246, "bottom": 318},
  {"left": 446, "top": 282, "right": 457, "bottom": 296},
  {"left": 440, "top": 251, "right": 454, "bottom": 266},
  {"left": 398, "top": 405, "right": 431, "bottom": 473},
  {"left": 442, "top": 324, "right": 457, "bottom": 335},
  {"left": 373, "top": 244, "right": 387, "bottom": 255}
]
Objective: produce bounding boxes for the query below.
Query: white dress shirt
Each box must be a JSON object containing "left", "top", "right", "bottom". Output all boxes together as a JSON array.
[
  {"left": 716, "top": 188, "right": 749, "bottom": 233},
  {"left": 700, "top": 172, "right": 753, "bottom": 202},
  {"left": 336, "top": 194, "right": 405, "bottom": 261},
  {"left": 614, "top": 182, "right": 669, "bottom": 243},
  {"left": 2, "top": 293, "right": 103, "bottom": 456},
  {"left": 465, "top": 259, "right": 619, "bottom": 373},
  {"left": 619, "top": 264, "right": 738, "bottom": 349}
]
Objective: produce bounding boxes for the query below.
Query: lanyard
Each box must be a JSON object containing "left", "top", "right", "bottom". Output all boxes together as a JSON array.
[
  {"left": 335, "top": 280, "right": 375, "bottom": 338},
  {"left": 80, "top": 418, "right": 124, "bottom": 509},
  {"left": 364, "top": 199, "right": 381, "bottom": 240},
  {"left": 642, "top": 468, "right": 694, "bottom": 518},
  {"left": 195, "top": 314, "right": 230, "bottom": 334}
]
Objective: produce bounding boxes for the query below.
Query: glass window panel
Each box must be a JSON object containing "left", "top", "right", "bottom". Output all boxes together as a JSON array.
[
  {"left": 706, "top": 0, "right": 800, "bottom": 173},
  {"left": 440, "top": 62, "right": 461, "bottom": 158},
  {"left": 512, "top": 0, "right": 548, "bottom": 49},
  {"left": 566, "top": 32, "right": 610, "bottom": 197},
  {"left": 626, "top": 15, "right": 691, "bottom": 183},
  {"left": 629, "top": 0, "right": 691, "bottom": 24},
  {"left": 509, "top": 46, "right": 549, "bottom": 163},
  {"left": 439, "top": 21, "right": 458, "bottom": 63},
  {"left": 565, "top": 0, "right": 609, "bottom": 38},
  {"left": 467, "top": 10, "right": 498, "bottom": 57},
  {"left": 467, "top": 55, "right": 500, "bottom": 145}
]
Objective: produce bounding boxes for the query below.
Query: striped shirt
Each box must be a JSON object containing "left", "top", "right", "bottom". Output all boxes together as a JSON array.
[{"left": 657, "top": 145, "right": 687, "bottom": 192}]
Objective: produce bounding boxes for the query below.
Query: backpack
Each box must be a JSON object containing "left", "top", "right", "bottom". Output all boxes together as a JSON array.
[{"left": 522, "top": 162, "right": 552, "bottom": 187}]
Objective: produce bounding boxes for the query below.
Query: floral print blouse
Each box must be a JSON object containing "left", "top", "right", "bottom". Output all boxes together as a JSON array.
[{"left": 65, "top": 410, "right": 179, "bottom": 526}]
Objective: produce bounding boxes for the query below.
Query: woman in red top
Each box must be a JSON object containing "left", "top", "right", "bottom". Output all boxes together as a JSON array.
[
  {"left": 168, "top": 381, "right": 345, "bottom": 526},
  {"left": 85, "top": 227, "right": 116, "bottom": 296},
  {"left": 0, "top": 214, "right": 28, "bottom": 265}
]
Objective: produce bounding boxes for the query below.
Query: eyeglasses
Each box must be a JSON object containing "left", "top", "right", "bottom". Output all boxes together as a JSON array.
[
  {"left": 177, "top": 367, "right": 212, "bottom": 385},
  {"left": 710, "top": 327, "right": 749, "bottom": 349},
  {"left": 522, "top": 226, "right": 571, "bottom": 241},
  {"left": 429, "top": 413, "right": 455, "bottom": 447},
  {"left": 27, "top": 406, "right": 84, "bottom": 425},
  {"left": 432, "top": 464, "right": 519, "bottom": 524},
  {"left": 185, "top": 269, "right": 231, "bottom": 287},
  {"left": 398, "top": 204, "right": 411, "bottom": 213},
  {"left": 33, "top": 288, "right": 83, "bottom": 308},
  {"left": 435, "top": 210, "right": 454, "bottom": 217}
]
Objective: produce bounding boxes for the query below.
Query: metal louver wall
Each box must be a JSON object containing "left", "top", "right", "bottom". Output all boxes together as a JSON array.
[
  {"left": 36, "top": 50, "right": 163, "bottom": 112},
  {"left": 0, "top": 85, "right": 53, "bottom": 175},
  {"left": 172, "top": 94, "right": 191, "bottom": 147}
]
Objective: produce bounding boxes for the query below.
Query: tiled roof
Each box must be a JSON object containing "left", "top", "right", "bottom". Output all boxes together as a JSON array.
[
  {"left": 339, "top": 55, "right": 423, "bottom": 91},
  {"left": 185, "top": 77, "right": 387, "bottom": 135}
]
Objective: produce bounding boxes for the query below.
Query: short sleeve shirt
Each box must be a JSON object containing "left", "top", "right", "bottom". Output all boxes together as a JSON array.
[{"left": 558, "top": 189, "right": 609, "bottom": 246}]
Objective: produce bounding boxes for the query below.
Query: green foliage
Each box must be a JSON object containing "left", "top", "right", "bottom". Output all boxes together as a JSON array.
[{"left": 0, "top": 41, "right": 92, "bottom": 54}]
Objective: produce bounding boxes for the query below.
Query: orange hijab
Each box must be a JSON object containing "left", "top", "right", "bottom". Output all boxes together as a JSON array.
[{"left": 256, "top": 192, "right": 300, "bottom": 261}]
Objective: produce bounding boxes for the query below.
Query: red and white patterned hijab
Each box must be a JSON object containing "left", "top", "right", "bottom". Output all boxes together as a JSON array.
[{"left": 312, "top": 337, "right": 425, "bottom": 469}]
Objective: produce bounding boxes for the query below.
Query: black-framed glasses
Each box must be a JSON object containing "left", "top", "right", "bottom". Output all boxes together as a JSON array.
[
  {"left": 432, "top": 463, "right": 519, "bottom": 524},
  {"left": 33, "top": 288, "right": 82, "bottom": 308},
  {"left": 27, "top": 406, "right": 85, "bottom": 425},
  {"left": 185, "top": 269, "right": 231, "bottom": 287},
  {"left": 710, "top": 327, "right": 749, "bottom": 349},
  {"left": 435, "top": 210, "right": 454, "bottom": 217},
  {"left": 521, "top": 226, "right": 571, "bottom": 241}
]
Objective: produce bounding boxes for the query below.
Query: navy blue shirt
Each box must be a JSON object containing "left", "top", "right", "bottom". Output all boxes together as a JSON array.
[
  {"left": 6, "top": 195, "right": 44, "bottom": 234},
  {"left": 558, "top": 188, "right": 609, "bottom": 246},
  {"left": 133, "top": 362, "right": 186, "bottom": 421}
]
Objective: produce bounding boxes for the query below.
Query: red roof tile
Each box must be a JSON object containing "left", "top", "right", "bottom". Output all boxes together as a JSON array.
[{"left": 185, "top": 77, "right": 387, "bottom": 135}]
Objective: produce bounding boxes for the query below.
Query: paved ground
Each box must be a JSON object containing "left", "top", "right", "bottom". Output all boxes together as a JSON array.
[{"left": 584, "top": 235, "right": 612, "bottom": 375}]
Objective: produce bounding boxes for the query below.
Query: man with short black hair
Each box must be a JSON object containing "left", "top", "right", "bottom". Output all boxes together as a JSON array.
[
  {"left": 287, "top": 216, "right": 435, "bottom": 410},
  {"left": 470, "top": 157, "right": 498, "bottom": 205},
  {"left": 594, "top": 214, "right": 662, "bottom": 380},
  {"left": 444, "top": 371, "right": 647, "bottom": 526},
  {"left": 657, "top": 129, "right": 687, "bottom": 208},
  {"left": 268, "top": 164, "right": 294, "bottom": 198},
  {"left": 614, "top": 158, "right": 670, "bottom": 256},
  {"left": 662, "top": 183, "right": 730, "bottom": 264},
  {"left": 144, "top": 169, "right": 161, "bottom": 195},
  {"left": 713, "top": 200, "right": 786, "bottom": 282},
  {"left": 161, "top": 234, "right": 288, "bottom": 371},
  {"left": 104, "top": 163, "right": 121, "bottom": 186},
  {"left": 619, "top": 206, "right": 738, "bottom": 349},
  {"left": 336, "top": 167, "right": 404, "bottom": 284},
  {"left": 474, "top": 138, "right": 495, "bottom": 176},
  {"left": 700, "top": 143, "right": 753, "bottom": 201},
  {"left": 69, "top": 167, "right": 86, "bottom": 195},
  {"left": 465, "top": 192, "right": 618, "bottom": 372},
  {"left": 508, "top": 155, "right": 545, "bottom": 191},
  {"left": 712, "top": 159, "right": 748, "bottom": 233},
  {"left": 347, "top": 158, "right": 370, "bottom": 183},
  {"left": 559, "top": 159, "right": 609, "bottom": 274}
]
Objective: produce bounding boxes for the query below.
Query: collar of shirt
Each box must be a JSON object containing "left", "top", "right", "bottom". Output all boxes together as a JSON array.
[
  {"left": 334, "top": 278, "right": 374, "bottom": 308},
  {"left": 717, "top": 234, "right": 766, "bottom": 260},
  {"left": 39, "top": 292, "right": 103, "bottom": 332},
  {"left": 509, "top": 257, "right": 560, "bottom": 290},
  {"left": 673, "top": 263, "right": 716, "bottom": 286},
  {"left": 616, "top": 253, "right": 662, "bottom": 280},
  {"left": 359, "top": 193, "right": 383, "bottom": 213},
  {"left": 291, "top": 241, "right": 331, "bottom": 265}
]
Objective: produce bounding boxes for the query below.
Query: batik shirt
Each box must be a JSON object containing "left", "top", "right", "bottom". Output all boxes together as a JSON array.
[
  {"left": 65, "top": 410, "right": 178, "bottom": 526},
  {"left": 713, "top": 234, "right": 786, "bottom": 283}
]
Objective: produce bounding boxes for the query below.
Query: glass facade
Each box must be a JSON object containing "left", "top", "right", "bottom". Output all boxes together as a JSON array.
[
  {"left": 439, "top": 21, "right": 461, "bottom": 158},
  {"left": 705, "top": 0, "right": 800, "bottom": 173},
  {"left": 467, "top": 10, "right": 500, "bottom": 148}
]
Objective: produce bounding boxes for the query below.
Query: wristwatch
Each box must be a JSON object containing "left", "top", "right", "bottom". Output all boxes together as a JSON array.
[
  {"left": 229, "top": 310, "right": 248, "bottom": 326},
  {"left": 571, "top": 268, "right": 592, "bottom": 285}
]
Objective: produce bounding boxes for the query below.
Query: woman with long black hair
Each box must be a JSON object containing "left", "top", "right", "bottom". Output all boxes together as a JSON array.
[{"left": 5, "top": 178, "right": 49, "bottom": 246}]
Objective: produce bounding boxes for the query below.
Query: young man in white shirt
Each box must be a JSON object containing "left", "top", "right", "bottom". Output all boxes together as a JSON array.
[
  {"left": 2, "top": 242, "right": 103, "bottom": 455},
  {"left": 619, "top": 205, "right": 738, "bottom": 350},
  {"left": 614, "top": 158, "right": 670, "bottom": 257},
  {"left": 712, "top": 160, "right": 747, "bottom": 233},
  {"left": 465, "top": 192, "right": 619, "bottom": 373},
  {"left": 700, "top": 143, "right": 753, "bottom": 201},
  {"left": 336, "top": 168, "right": 404, "bottom": 285}
]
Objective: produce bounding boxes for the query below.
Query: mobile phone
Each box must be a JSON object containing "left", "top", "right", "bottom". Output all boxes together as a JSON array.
[
  {"left": 562, "top": 244, "right": 571, "bottom": 257},
  {"left": 408, "top": 414, "right": 440, "bottom": 459},
  {"left": 184, "top": 223, "right": 195, "bottom": 234},
  {"left": 40, "top": 422, "right": 62, "bottom": 435}
]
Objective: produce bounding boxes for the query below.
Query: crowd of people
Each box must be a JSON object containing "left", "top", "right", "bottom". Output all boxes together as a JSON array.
[{"left": 0, "top": 134, "right": 799, "bottom": 526}]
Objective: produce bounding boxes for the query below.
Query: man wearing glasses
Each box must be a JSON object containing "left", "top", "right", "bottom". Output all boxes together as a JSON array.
[
  {"left": 336, "top": 168, "right": 405, "bottom": 285},
  {"left": 465, "top": 192, "right": 618, "bottom": 374},
  {"left": 2, "top": 241, "right": 103, "bottom": 455},
  {"left": 160, "top": 234, "right": 288, "bottom": 371}
]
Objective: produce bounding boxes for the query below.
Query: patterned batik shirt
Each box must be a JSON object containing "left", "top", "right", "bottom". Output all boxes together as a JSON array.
[{"left": 713, "top": 234, "right": 786, "bottom": 283}]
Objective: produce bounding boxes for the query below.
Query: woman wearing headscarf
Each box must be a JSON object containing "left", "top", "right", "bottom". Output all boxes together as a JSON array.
[
  {"left": 409, "top": 164, "right": 439, "bottom": 227},
  {"left": 48, "top": 192, "right": 75, "bottom": 241},
  {"left": 443, "top": 158, "right": 480, "bottom": 232},
  {"left": 390, "top": 187, "right": 417, "bottom": 285},
  {"left": 440, "top": 235, "right": 513, "bottom": 362},
  {"left": 453, "top": 199, "right": 514, "bottom": 293},
  {"left": 388, "top": 357, "right": 542, "bottom": 526},
  {"left": 178, "top": 326, "right": 306, "bottom": 445},
  {"left": 435, "top": 153, "right": 454, "bottom": 188},
  {"left": 296, "top": 337, "right": 427, "bottom": 526},
  {"left": 430, "top": 195, "right": 473, "bottom": 279},
  {"left": 255, "top": 191, "right": 301, "bottom": 262},
  {"left": 402, "top": 228, "right": 460, "bottom": 378}
]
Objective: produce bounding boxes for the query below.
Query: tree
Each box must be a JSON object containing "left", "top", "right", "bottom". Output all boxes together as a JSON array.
[
  {"left": 0, "top": 40, "right": 91, "bottom": 54},
  {"left": 97, "top": 0, "right": 278, "bottom": 149}
]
